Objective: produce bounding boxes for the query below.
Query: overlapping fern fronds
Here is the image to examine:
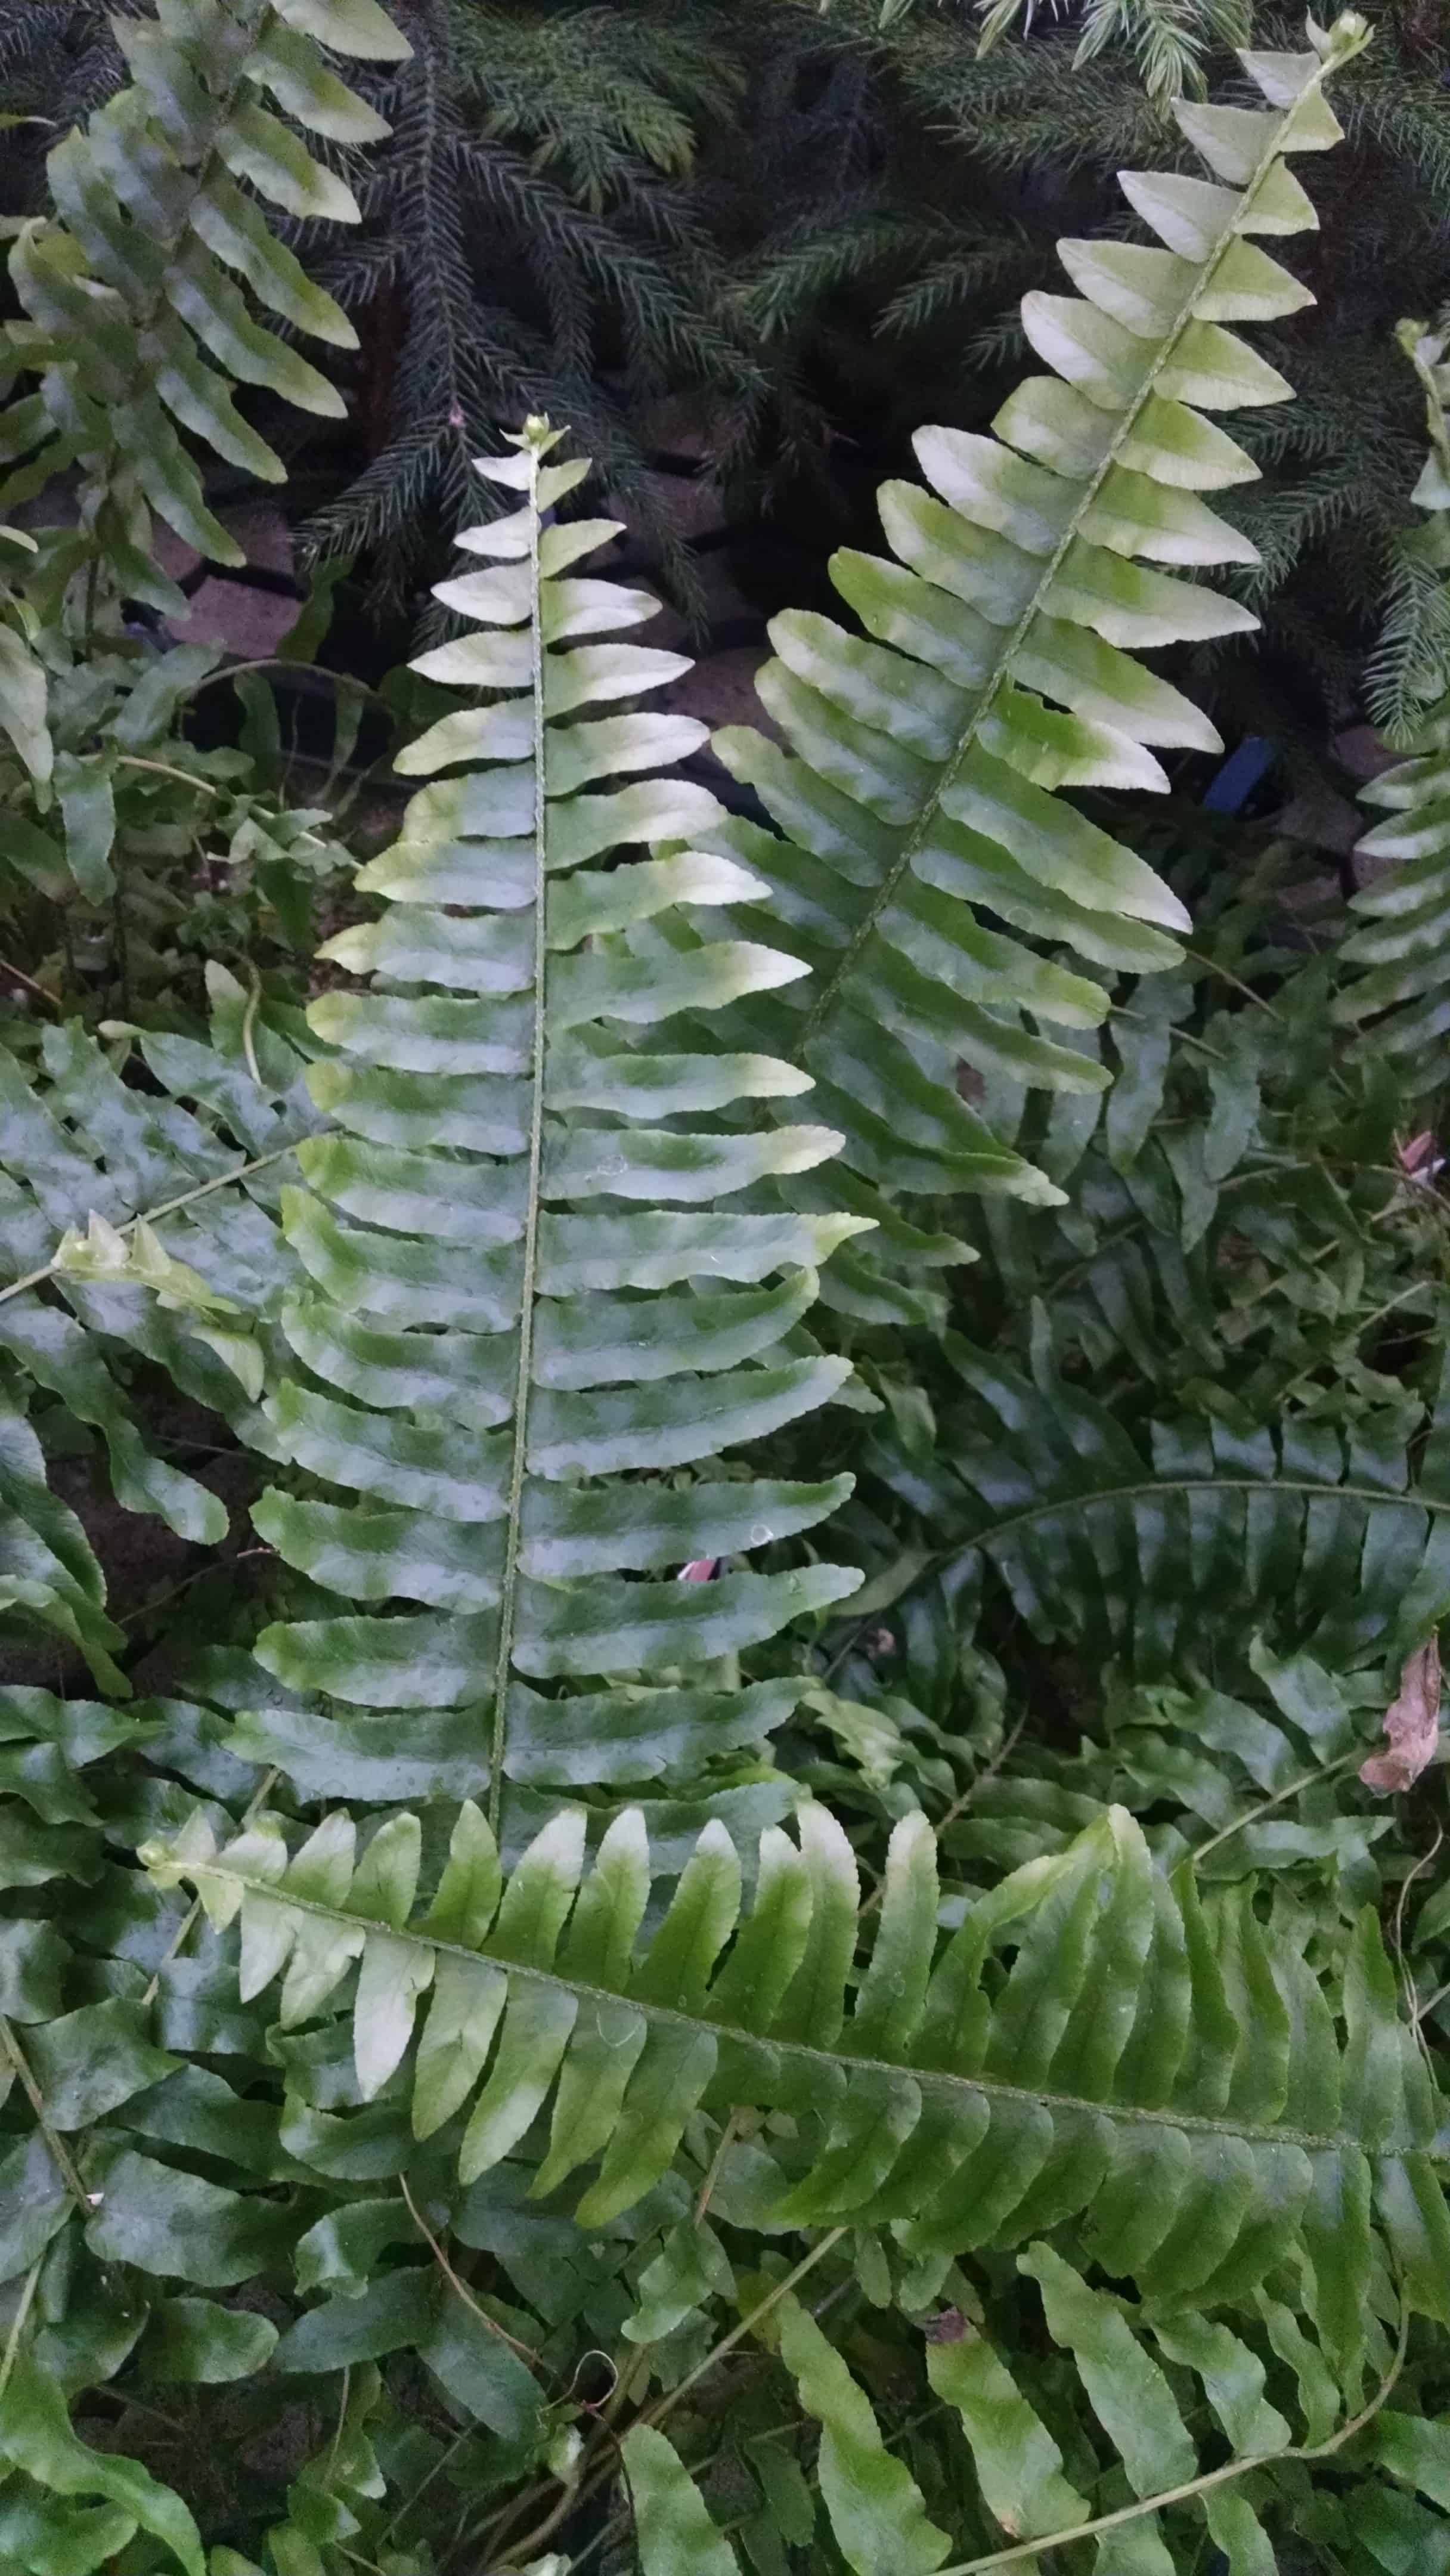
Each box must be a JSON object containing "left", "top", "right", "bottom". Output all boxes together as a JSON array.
[
  {"left": 865, "top": 1339, "right": 1450, "bottom": 1681},
  {"left": 0, "top": 0, "right": 408, "bottom": 583},
  {"left": 1333, "top": 321, "right": 1450, "bottom": 1082},
  {"left": 0, "top": 979, "right": 316, "bottom": 1688},
  {"left": 663, "top": 17, "right": 1365, "bottom": 1329}
]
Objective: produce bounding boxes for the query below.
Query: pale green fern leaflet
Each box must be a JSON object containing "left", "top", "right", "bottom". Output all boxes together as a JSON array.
[
  {"left": 143, "top": 1793, "right": 1450, "bottom": 2372},
  {"left": 253, "top": 422, "right": 866, "bottom": 1820},
  {"left": 3, "top": 0, "right": 407, "bottom": 578},
  {"left": 663, "top": 16, "right": 1367, "bottom": 1327}
]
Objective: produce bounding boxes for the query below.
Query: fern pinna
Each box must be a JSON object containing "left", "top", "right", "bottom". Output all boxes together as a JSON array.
[
  {"left": 664, "top": 15, "right": 1367, "bottom": 1330},
  {"left": 252, "top": 420, "right": 865, "bottom": 1819}
]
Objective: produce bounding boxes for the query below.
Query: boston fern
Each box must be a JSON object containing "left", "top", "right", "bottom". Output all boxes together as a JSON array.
[
  {"left": 662, "top": 11, "right": 1370, "bottom": 1332},
  {"left": 137, "top": 1788, "right": 1448, "bottom": 2571},
  {"left": 14, "top": 13, "right": 1450, "bottom": 2576},
  {"left": 248, "top": 418, "right": 866, "bottom": 1820},
  {"left": 1, "top": 0, "right": 406, "bottom": 583}
]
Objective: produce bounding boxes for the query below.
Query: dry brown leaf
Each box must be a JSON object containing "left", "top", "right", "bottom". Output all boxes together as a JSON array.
[{"left": 1359, "top": 1636, "right": 1443, "bottom": 1793}]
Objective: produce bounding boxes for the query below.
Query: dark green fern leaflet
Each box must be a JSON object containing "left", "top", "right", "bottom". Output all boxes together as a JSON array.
[
  {"left": 673, "top": 18, "right": 1365, "bottom": 1326},
  {"left": 871, "top": 1342, "right": 1450, "bottom": 1680},
  {"left": 253, "top": 422, "right": 865, "bottom": 1820},
  {"left": 3, "top": 0, "right": 408, "bottom": 576},
  {"left": 1334, "top": 323, "right": 1450, "bottom": 1078},
  {"left": 144, "top": 1793, "right": 1450, "bottom": 2366}
]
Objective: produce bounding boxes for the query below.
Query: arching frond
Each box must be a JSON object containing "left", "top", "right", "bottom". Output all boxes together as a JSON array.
[
  {"left": 143, "top": 1794, "right": 1450, "bottom": 2368},
  {"left": 1334, "top": 323, "right": 1450, "bottom": 1081},
  {"left": 673, "top": 19, "right": 1365, "bottom": 1326},
  {"left": 869, "top": 1342, "right": 1450, "bottom": 1681}
]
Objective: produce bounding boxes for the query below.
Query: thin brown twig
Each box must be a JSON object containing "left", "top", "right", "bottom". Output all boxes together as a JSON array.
[
  {"left": 0, "top": 2012, "right": 92, "bottom": 2213},
  {"left": 0, "top": 952, "right": 60, "bottom": 1008},
  {"left": 399, "top": 2172, "right": 544, "bottom": 2367}
]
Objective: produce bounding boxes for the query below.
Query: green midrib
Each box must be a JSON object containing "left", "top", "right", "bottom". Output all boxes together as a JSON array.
[
  {"left": 791, "top": 73, "right": 1331, "bottom": 1067},
  {"left": 963, "top": 1469, "right": 1450, "bottom": 1554},
  {"left": 165, "top": 1855, "right": 1436, "bottom": 2164},
  {"left": 487, "top": 436, "right": 549, "bottom": 1832}
]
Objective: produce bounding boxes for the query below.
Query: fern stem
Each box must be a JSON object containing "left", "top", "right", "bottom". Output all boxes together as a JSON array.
[
  {"left": 938, "top": 2296, "right": 1411, "bottom": 2574},
  {"left": 0, "top": 2011, "right": 92, "bottom": 2214},
  {"left": 694, "top": 2105, "right": 742, "bottom": 2218},
  {"left": 1178, "top": 944, "right": 1286, "bottom": 1024},
  {"left": 956, "top": 1469, "right": 1450, "bottom": 1558},
  {"left": 0, "top": 1143, "right": 298, "bottom": 1309},
  {"left": 791, "top": 51, "right": 1343, "bottom": 1070},
  {"left": 185, "top": 658, "right": 389, "bottom": 710},
  {"left": 116, "top": 756, "right": 221, "bottom": 798},
  {"left": 399, "top": 2171, "right": 545, "bottom": 2365},
  {"left": 1188, "top": 1746, "right": 1363, "bottom": 1868},
  {"left": 487, "top": 425, "right": 550, "bottom": 1832},
  {"left": 0, "top": 2260, "right": 41, "bottom": 2404}
]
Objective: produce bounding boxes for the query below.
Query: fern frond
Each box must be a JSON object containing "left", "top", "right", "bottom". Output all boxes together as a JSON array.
[
  {"left": 1367, "top": 530, "right": 1450, "bottom": 750},
  {"left": 943, "top": 1642, "right": 1392, "bottom": 1896},
  {"left": 1334, "top": 321, "right": 1450, "bottom": 1078},
  {"left": 683, "top": 20, "right": 1365, "bottom": 1312},
  {"left": 4, "top": 0, "right": 409, "bottom": 569},
  {"left": 254, "top": 420, "right": 866, "bottom": 1817},
  {"left": 630, "top": 2255, "right": 1412, "bottom": 2576},
  {"left": 142, "top": 1792, "right": 1450, "bottom": 2363},
  {"left": 870, "top": 1341, "right": 1450, "bottom": 1681}
]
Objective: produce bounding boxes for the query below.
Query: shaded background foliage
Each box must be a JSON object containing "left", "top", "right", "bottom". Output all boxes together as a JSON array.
[{"left": 3, "top": 0, "right": 1449, "bottom": 744}]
